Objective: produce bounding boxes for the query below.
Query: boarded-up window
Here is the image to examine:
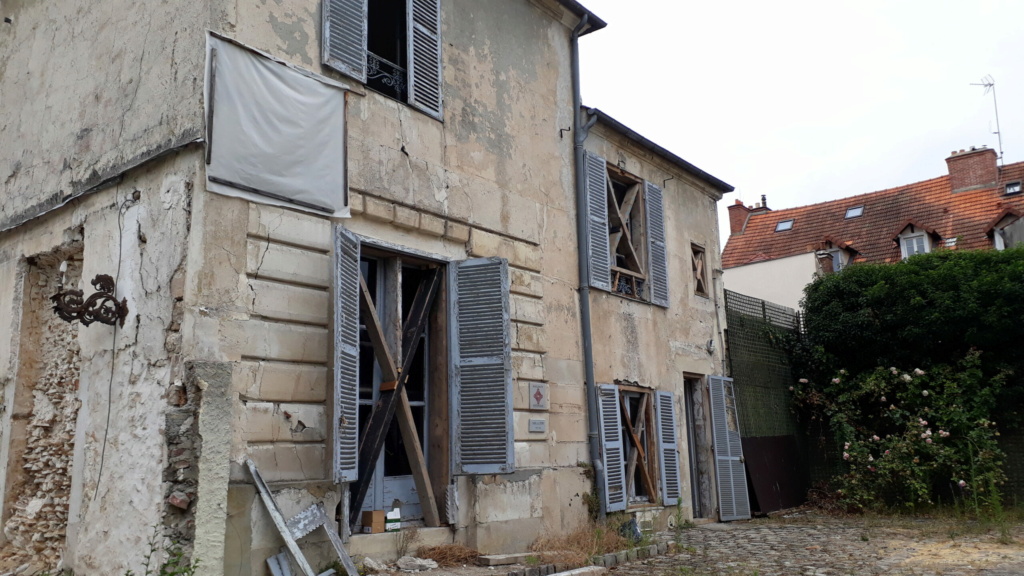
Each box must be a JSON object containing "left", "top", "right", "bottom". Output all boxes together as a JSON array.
[{"left": 582, "top": 155, "right": 669, "bottom": 307}]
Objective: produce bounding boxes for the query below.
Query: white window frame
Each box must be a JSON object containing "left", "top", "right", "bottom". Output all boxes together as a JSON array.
[
  {"left": 900, "top": 233, "right": 930, "bottom": 259},
  {"left": 1006, "top": 182, "right": 1022, "bottom": 196},
  {"left": 775, "top": 219, "right": 794, "bottom": 232},
  {"left": 845, "top": 206, "right": 864, "bottom": 219}
]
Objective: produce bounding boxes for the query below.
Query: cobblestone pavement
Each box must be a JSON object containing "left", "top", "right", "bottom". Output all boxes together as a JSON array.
[{"left": 610, "top": 515, "right": 1024, "bottom": 576}]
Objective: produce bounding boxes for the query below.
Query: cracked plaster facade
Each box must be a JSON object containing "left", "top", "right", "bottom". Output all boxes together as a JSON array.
[{"left": 0, "top": 0, "right": 731, "bottom": 574}]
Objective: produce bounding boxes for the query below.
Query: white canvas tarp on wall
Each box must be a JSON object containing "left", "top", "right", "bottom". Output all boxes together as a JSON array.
[{"left": 205, "top": 34, "right": 350, "bottom": 218}]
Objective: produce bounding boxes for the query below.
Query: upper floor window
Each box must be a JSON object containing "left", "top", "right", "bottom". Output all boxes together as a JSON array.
[
  {"left": 691, "top": 244, "right": 708, "bottom": 296},
  {"left": 1006, "top": 182, "right": 1022, "bottom": 195},
  {"left": 582, "top": 151, "right": 670, "bottom": 307},
  {"left": 900, "top": 233, "right": 929, "bottom": 258},
  {"left": 775, "top": 219, "right": 794, "bottom": 232},
  {"left": 845, "top": 206, "right": 864, "bottom": 218},
  {"left": 323, "top": 0, "right": 443, "bottom": 119},
  {"left": 827, "top": 249, "right": 846, "bottom": 272}
]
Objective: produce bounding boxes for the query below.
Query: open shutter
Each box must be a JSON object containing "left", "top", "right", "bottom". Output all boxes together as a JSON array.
[
  {"left": 597, "top": 384, "right": 626, "bottom": 512},
  {"left": 323, "top": 0, "right": 367, "bottom": 82},
  {"left": 656, "top": 391, "right": 682, "bottom": 506},
  {"left": 645, "top": 181, "right": 669, "bottom": 307},
  {"left": 333, "top": 225, "right": 361, "bottom": 482},
  {"left": 407, "top": 0, "right": 443, "bottom": 119},
  {"left": 584, "top": 151, "right": 612, "bottom": 292},
  {"left": 708, "top": 376, "right": 751, "bottom": 521},
  {"left": 450, "top": 258, "right": 513, "bottom": 474}
]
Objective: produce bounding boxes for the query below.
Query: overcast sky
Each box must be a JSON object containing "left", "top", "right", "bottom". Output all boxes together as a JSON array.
[{"left": 578, "top": 0, "right": 1024, "bottom": 249}]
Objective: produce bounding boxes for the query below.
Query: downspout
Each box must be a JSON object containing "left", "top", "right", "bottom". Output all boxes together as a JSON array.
[{"left": 571, "top": 13, "right": 606, "bottom": 520}]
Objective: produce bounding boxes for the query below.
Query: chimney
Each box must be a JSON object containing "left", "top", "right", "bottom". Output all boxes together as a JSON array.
[
  {"left": 727, "top": 199, "right": 752, "bottom": 235},
  {"left": 946, "top": 147, "right": 998, "bottom": 192}
]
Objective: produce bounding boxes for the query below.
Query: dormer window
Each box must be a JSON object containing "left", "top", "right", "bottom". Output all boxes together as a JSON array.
[
  {"left": 900, "top": 233, "right": 929, "bottom": 258},
  {"left": 775, "top": 219, "right": 794, "bottom": 232},
  {"left": 1006, "top": 182, "right": 1022, "bottom": 195},
  {"left": 845, "top": 206, "right": 864, "bottom": 219}
]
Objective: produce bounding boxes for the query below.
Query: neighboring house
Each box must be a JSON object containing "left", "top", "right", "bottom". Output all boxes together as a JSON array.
[
  {"left": 722, "top": 147, "right": 1024, "bottom": 309},
  {"left": 0, "top": 1, "right": 738, "bottom": 574}
]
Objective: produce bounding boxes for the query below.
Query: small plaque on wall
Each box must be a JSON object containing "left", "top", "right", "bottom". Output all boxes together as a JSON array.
[
  {"left": 528, "top": 382, "right": 550, "bottom": 411},
  {"left": 528, "top": 419, "right": 547, "bottom": 433}
]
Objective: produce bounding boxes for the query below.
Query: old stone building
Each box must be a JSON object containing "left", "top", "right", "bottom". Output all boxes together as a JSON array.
[{"left": 0, "top": 0, "right": 736, "bottom": 573}]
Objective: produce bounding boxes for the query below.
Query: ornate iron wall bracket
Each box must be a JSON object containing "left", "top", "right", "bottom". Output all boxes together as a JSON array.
[{"left": 51, "top": 274, "right": 128, "bottom": 328}]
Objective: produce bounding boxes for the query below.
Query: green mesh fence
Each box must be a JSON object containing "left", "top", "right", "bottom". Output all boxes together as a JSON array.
[{"left": 724, "top": 290, "right": 799, "bottom": 438}]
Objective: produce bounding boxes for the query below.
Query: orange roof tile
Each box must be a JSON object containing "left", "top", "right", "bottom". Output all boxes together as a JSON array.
[{"left": 722, "top": 160, "right": 1024, "bottom": 269}]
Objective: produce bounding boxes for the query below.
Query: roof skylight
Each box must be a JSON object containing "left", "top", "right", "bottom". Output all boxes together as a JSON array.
[
  {"left": 1006, "top": 182, "right": 1022, "bottom": 195},
  {"left": 775, "top": 219, "right": 794, "bottom": 232},
  {"left": 845, "top": 206, "right": 864, "bottom": 218}
]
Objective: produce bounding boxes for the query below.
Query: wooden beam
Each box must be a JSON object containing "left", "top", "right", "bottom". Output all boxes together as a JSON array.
[
  {"left": 620, "top": 394, "right": 658, "bottom": 501},
  {"left": 352, "top": 272, "right": 441, "bottom": 527}
]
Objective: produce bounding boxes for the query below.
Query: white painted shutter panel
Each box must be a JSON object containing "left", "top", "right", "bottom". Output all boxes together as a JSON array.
[
  {"left": 333, "top": 225, "right": 361, "bottom": 483},
  {"left": 450, "top": 258, "right": 513, "bottom": 474},
  {"left": 323, "top": 0, "right": 367, "bottom": 82},
  {"left": 597, "top": 384, "right": 627, "bottom": 512},
  {"left": 645, "top": 181, "right": 669, "bottom": 307},
  {"left": 708, "top": 376, "right": 751, "bottom": 521},
  {"left": 655, "top": 391, "right": 682, "bottom": 506},
  {"left": 407, "top": 0, "right": 443, "bottom": 119},
  {"left": 585, "top": 151, "right": 612, "bottom": 292}
]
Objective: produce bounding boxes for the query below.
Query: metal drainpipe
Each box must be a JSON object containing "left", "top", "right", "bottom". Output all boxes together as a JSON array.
[{"left": 571, "top": 13, "right": 606, "bottom": 520}]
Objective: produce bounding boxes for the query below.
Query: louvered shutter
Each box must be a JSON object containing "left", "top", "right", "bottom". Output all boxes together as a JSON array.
[
  {"left": 645, "top": 181, "right": 669, "bottom": 307},
  {"left": 708, "top": 376, "right": 751, "bottom": 521},
  {"left": 333, "top": 225, "right": 361, "bottom": 483},
  {"left": 597, "top": 384, "right": 626, "bottom": 512},
  {"left": 323, "top": 0, "right": 367, "bottom": 82},
  {"left": 655, "top": 391, "right": 682, "bottom": 506},
  {"left": 450, "top": 258, "right": 513, "bottom": 475},
  {"left": 407, "top": 0, "right": 443, "bottom": 119},
  {"left": 584, "top": 151, "right": 612, "bottom": 292}
]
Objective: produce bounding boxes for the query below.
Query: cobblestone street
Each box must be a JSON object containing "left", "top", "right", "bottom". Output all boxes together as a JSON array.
[{"left": 610, "top": 515, "right": 1024, "bottom": 576}]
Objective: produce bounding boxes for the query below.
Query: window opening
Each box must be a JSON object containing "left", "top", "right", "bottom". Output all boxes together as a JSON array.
[
  {"left": 606, "top": 167, "right": 648, "bottom": 300},
  {"left": 775, "top": 219, "right": 794, "bottom": 232},
  {"left": 691, "top": 244, "right": 708, "bottom": 296},
  {"left": 901, "top": 234, "right": 928, "bottom": 258},
  {"left": 1006, "top": 182, "right": 1021, "bottom": 195},
  {"left": 845, "top": 206, "right": 864, "bottom": 219},
  {"left": 366, "top": 0, "right": 408, "bottom": 101},
  {"left": 614, "top": 385, "right": 658, "bottom": 505}
]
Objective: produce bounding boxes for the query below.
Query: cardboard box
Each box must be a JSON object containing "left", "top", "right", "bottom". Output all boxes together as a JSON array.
[{"left": 361, "top": 510, "right": 385, "bottom": 534}]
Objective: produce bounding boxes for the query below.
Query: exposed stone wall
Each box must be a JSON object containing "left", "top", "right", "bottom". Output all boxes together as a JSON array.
[{"left": 0, "top": 250, "right": 83, "bottom": 571}]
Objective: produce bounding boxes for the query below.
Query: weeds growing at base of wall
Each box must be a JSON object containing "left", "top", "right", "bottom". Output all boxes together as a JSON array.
[{"left": 123, "top": 529, "right": 198, "bottom": 576}]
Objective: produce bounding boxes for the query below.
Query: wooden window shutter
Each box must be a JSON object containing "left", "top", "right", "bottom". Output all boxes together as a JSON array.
[
  {"left": 322, "top": 0, "right": 368, "bottom": 82},
  {"left": 333, "top": 225, "right": 361, "bottom": 483},
  {"left": 708, "top": 376, "right": 751, "bottom": 521},
  {"left": 449, "top": 257, "right": 513, "bottom": 474},
  {"left": 645, "top": 181, "right": 669, "bottom": 307},
  {"left": 407, "top": 0, "right": 443, "bottom": 119},
  {"left": 597, "top": 384, "right": 627, "bottom": 512},
  {"left": 655, "top": 391, "right": 682, "bottom": 506},
  {"left": 584, "top": 151, "right": 612, "bottom": 292}
]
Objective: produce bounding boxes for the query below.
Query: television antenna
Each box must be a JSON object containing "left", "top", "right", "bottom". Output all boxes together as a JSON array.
[{"left": 970, "top": 75, "right": 1004, "bottom": 165}]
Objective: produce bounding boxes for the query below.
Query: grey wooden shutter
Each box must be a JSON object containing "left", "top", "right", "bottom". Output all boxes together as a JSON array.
[
  {"left": 584, "top": 151, "right": 612, "bottom": 292},
  {"left": 407, "top": 0, "right": 443, "bottom": 119},
  {"left": 333, "top": 225, "right": 361, "bottom": 483},
  {"left": 708, "top": 376, "right": 751, "bottom": 521},
  {"left": 645, "top": 181, "right": 669, "bottom": 307},
  {"left": 450, "top": 257, "right": 513, "bottom": 475},
  {"left": 655, "top": 391, "right": 682, "bottom": 506},
  {"left": 323, "top": 0, "right": 367, "bottom": 82},
  {"left": 597, "top": 384, "right": 626, "bottom": 512}
]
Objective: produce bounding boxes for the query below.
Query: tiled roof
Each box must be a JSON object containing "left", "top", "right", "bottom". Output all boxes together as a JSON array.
[{"left": 722, "top": 160, "right": 1024, "bottom": 269}]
